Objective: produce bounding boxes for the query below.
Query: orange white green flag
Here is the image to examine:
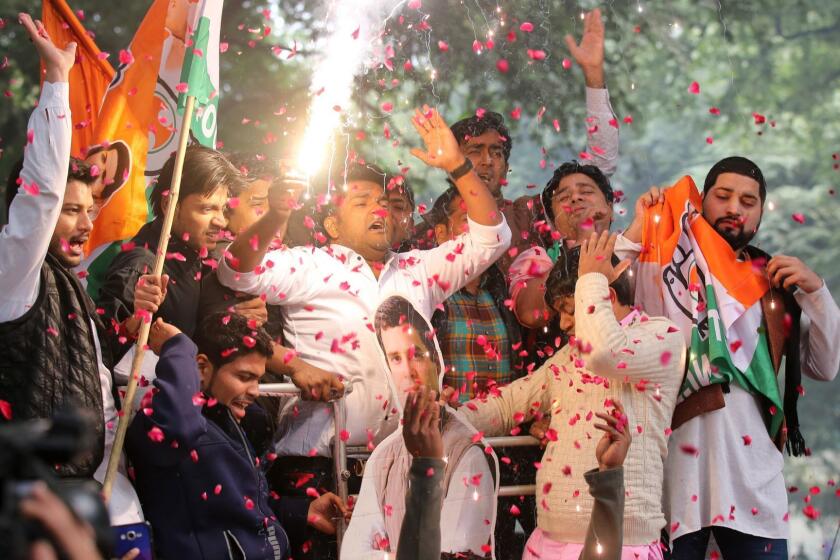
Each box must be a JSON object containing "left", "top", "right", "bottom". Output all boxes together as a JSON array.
[
  {"left": 633, "top": 176, "right": 783, "bottom": 437},
  {"left": 81, "top": 0, "right": 223, "bottom": 298}
]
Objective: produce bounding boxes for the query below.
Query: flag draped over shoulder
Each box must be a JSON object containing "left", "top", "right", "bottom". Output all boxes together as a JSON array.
[
  {"left": 633, "top": 176, "right": 784, "bottom": 437},
  {"left": 41, "top": 0, "right": 114, "bottom": 157},
  {"left": 81, "top": 0, "right": 223, "bottom": 298}
]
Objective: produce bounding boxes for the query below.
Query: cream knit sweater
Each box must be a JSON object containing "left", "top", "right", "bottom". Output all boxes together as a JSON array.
[{"left": 463, "top": 273, "right": 685, "bottom": 545}]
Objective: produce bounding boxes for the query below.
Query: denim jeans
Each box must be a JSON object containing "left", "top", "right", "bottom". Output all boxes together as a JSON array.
[{"left": 671, "top": 526, "right": 788, "bottom": 560}]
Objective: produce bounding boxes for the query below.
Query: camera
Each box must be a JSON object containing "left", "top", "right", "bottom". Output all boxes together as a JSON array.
[{"left": 0, "top": 410, "right": 113, "bottom": 559}]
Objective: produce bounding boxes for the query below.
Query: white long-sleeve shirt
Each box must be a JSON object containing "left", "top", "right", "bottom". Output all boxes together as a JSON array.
[
  {"left": 666, "top": 283, "right": 840, "bottom": 541},
  {"left": 583, "top": 87, "right": 620, "bottom": 177},
  {"left": 218, "top": 216, "right": 511, "bottom": 456},
  {"left": 340, "top": 429, "right": 496, "bottom": 559},
  {"left": 0, "top": 82, "right": 71, "bottom": 320},
  {"left": 0, "top": 82, "right": 141, "bottom": 523}
]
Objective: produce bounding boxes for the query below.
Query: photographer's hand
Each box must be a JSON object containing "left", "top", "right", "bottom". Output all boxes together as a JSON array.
[{"left": 20, "top": 481, "right": 107, "bottom": 560}]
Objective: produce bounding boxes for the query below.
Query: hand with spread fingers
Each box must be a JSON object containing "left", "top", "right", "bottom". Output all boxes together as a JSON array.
[
  {"left": 766, "top": 254, "right": 822, "bottom": 294},
  {"left": 564, "top": 8, "right": 605, "bottom": 88},
  {"left": 19, "top": 13, "right": 76, "bottom": 84},
  {"left": 578, "top": 231, "right": 631, "bottom": 282},
  {"left": 409, "top": 106, "right": 464, "bottom": 174},
  {"left": 594, "top": 399, "right": 631, "bottom": 471},
  {"left": 402, "top": 385, "right": 443, "bottom": 459}
]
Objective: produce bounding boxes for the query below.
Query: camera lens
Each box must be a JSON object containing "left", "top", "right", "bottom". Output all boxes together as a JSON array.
[{"left": 126, "top": 531, "right": 136, "bottom": 541}]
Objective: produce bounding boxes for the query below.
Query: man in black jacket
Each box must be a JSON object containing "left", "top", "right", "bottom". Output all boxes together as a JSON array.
[
  {"left": 96, "top": 145, "right": 255, "bottom": 388},
  {"left": 0, "top": 13, "right": 164, "bottom": 523}
]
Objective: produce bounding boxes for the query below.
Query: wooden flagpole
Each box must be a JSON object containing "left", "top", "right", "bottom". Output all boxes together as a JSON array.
[{"left": 102, "top": 95, "right": 196, "bottom": 500}]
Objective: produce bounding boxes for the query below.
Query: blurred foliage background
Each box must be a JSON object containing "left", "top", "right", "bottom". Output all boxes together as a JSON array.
[{"left": 1, "top": 0, "right": 838, "bottom": 556}]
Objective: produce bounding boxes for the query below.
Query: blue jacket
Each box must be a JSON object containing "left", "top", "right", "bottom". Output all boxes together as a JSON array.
[{"left": 126, "top": 334, "right": 306, "bottom": 559}]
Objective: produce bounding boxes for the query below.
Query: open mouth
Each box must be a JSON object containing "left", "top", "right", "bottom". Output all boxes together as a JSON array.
[
  {"left": 477, "top": 172, "right": 492, "bottom": 184},
  {"left": 230, "top": 398, "right": 252, "bottom": 418},
  {"left": 66, "top": 236, "right": 88, "bottom": 257},
  {"left": 368, "top": 219, "right": 386, "bottom": 232}
]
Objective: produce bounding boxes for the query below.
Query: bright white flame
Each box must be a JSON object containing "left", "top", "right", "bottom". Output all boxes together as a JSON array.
[
  {"left": 596, "top": 542, "right": 603, "bottom": 555},
  {"left": 296, "top": 0, "right": 386, "bottom": 176},
  {"left": 654, "top": 214, "right": 661, "bottom": 224},
  {"left": 767, "top": 200, "right": 776, "bottom": 211},
  {"left": 472, "top": 489, "right": 479, "bottom": 501}
]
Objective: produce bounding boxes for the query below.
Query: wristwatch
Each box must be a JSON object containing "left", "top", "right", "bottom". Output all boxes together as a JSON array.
[{"left": 447, "top": 158, "right": 474, "bottom": 182}]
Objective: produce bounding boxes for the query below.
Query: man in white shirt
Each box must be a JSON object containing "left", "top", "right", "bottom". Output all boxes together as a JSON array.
[
  {"left": 218, "top": 107, "right": 511, "bottom": 557},
  {"left": 623, "top": 156, "right": 840, "bottom": 559},
  {"left": 0, "top": 13, "right": 165, "bottom": 524}
]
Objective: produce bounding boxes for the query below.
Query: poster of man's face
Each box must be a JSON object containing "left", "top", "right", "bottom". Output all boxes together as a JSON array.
[
  {"left": 84, "top": 140, "right": 132, "bottom": 216},
  {"left": 374, "top": 295, "right": 442, "bottom": 401}
]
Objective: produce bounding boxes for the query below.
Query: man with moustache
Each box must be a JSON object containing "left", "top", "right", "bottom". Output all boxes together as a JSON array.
[{"left": 623, "top": 156, "right": 840, "bottom": 559}]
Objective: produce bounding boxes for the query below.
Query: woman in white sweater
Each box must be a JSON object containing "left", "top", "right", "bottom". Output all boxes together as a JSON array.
[{"left": 462, "top": 232, "right": 686, "bottom": 560}]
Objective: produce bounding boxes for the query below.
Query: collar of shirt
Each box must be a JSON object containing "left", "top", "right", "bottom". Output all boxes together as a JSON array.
[{"left": 619, "top": 308, "right": 642, "bottom": 328}]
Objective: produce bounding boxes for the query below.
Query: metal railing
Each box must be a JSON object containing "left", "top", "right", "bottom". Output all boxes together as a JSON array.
[{"left": 258, "top": 384, "right": 541, "bottom": 556}]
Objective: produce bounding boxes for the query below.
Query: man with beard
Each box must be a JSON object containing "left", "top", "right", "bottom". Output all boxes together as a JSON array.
[
  {"left": 0, "top": 13, "right": 166, "bottom": 524},
  {"left": 623, "top": 156, "right": 840, "bottom": 559}
]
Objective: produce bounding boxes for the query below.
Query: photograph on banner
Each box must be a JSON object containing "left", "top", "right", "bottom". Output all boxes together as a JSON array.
[{"left": 342, "top": 292, "right": 499, "bottom": 560}]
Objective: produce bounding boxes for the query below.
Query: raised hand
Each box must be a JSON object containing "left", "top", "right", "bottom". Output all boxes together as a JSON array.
[
  {"left": 409, "top": 106, "right": 465, "bottom": 173},
  {"left": 19, "top": 13, "right": 76, "bottom": 83},
  {"left": 578, "top": 231, "right": 631, "bottom": 282},
  {"left": 564, "top": 8, "right": 605, "bottom": 88},
  {"left": 594, "top": 399, "right": 631, "bottom": 471}
]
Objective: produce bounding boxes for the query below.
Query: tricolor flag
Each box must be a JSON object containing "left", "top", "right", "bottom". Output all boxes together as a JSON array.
[
  {"left": 81, "top": 0, "right": 223, "bottom": 298},
  {"left": 633, "top": 176, "right": 783, "bottom": 437},
  {"left": 41, "top": 0, "right": 115, "bottom": 157}
]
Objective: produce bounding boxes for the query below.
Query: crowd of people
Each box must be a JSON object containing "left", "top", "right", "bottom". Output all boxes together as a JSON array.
[{"left": 2, "top": 8, "right": 839, "bottom": 560}]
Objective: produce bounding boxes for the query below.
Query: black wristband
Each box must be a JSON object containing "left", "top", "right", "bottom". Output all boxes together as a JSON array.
[{"left": 447, "top": 158, "right": 473, "bottom": 181}]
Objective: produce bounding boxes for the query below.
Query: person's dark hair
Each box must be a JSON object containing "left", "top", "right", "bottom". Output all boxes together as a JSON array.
[
  {"left": 388, "top": 176, "right": 415, "bottom": 210},
  {"left": 374, "top": 295, "right": 441, "bottom": 374},
  {"left": 703, "top": 156, "right": 767, "bottom": 203},
  {"left": 450, "top": 111, "right": 513, "bottom": 164},
  {"left": 150, "top": 145, "right": 245, "bottom": 218},
  {"left": 544, "top": 246, "right": 633, "bottom": 309},
  {"left": 428, "top": 186, "right": 461, "bottom": 227},
  {"left": 227, "top": 152, "right": 280, "bottom": 184},
  {"left": 5, "top": 157, "right": 95, "bottom": 213},
  {"left": 541, "top": 161, "right": 614, "bottom": 224},
  {"left": 193, "top": 312, "right": 274, "bottom": 369}
]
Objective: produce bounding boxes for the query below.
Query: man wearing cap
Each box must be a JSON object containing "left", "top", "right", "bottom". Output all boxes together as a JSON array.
[{"left": 623, "top": 156, "right": 840, "bottom": 559}]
